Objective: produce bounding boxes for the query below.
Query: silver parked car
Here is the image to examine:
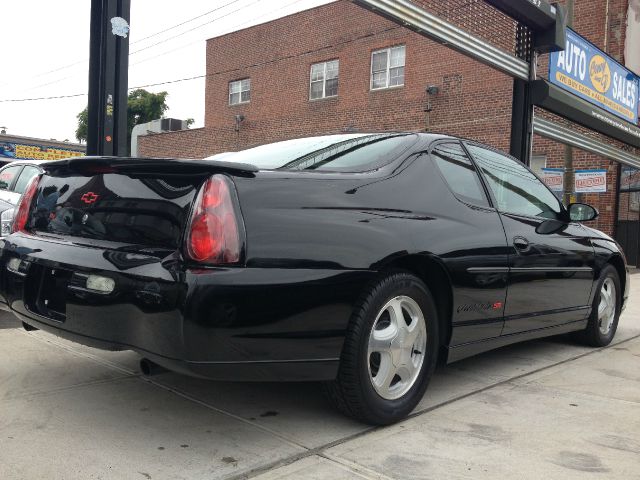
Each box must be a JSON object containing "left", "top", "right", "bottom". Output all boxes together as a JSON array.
[{"left": 0, "top": 160, "right": 44, "bottom": 236}]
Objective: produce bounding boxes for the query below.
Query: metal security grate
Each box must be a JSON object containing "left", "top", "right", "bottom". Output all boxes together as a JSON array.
[
  {"left": 515, "top": 23, "right": 533, "bottom": 63},
  {"left": 534, "top": 109, "right": 640, "bottom": 167}
]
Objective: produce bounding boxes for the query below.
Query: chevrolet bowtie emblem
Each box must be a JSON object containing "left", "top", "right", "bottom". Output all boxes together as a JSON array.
[{"left": 80, "top": 192, "right": 99, "bottom": 204}]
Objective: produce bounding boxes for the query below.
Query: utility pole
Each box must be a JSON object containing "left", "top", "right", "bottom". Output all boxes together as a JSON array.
[
  {"left": 563, "top": 0, "right": 575, "bottom": 205},
  {"left": 87, "top": 0, "right": 131, "bottom": 157}
]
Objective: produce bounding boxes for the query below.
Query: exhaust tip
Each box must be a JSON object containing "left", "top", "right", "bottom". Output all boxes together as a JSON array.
[{"left": 140, "top": 358, "right": 167, "bottom": 376}]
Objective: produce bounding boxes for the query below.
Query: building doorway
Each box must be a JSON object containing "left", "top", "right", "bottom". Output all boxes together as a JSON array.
[{"left": 616, "top": 166, "right": 640, "bottom": 267}]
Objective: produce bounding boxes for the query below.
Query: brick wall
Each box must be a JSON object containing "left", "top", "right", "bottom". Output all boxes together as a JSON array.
[
  {"left": 138, "top": 0, "right": 635, "bottom": 237},
  {"left": 139, "top": 0, "right": 515, "bottom": 158}
]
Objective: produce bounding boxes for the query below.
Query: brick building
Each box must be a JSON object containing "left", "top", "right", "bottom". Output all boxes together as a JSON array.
[{"left": 139, "top": 0, "right": 640, "bottom": 256}]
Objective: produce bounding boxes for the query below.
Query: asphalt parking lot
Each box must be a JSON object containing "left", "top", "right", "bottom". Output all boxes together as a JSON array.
[{"left": 1, "top": 275, "right": 639, "bottom": 480}]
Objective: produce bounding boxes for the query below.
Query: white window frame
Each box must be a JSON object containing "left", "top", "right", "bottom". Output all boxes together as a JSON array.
[
  {"left": 309, "top": 59, "right": 339, "bottom": 100},
  {"left": 229, "top": 78, "right": 251, "bottom": 105},
  {"left": 370, "top": 45, "right": 406, "bottom": 91},
  {"left": 530, "top": 155, "right": 547, "bottom": 176}
]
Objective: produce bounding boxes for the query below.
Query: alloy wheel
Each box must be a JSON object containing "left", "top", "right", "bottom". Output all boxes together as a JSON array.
[
  {"left": 598, "top": 277, "right": 617, "bottom": 335},
  {"left": 367, "top": 295, "right": 427, "bottom": 400}
]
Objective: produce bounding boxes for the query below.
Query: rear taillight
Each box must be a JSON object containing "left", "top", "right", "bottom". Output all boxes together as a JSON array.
[
  {"left": 186, "top": 175, "right": 241, "bottom": 264},
  {"left": 11, "top": 175, "right": 41, "bottom": 234}
]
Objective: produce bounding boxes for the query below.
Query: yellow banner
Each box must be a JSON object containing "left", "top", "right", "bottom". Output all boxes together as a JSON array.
[
  {"left": 14, "top": 144, "right": 85, "bottom": 161},
  {"left": 555, "top": 72, "right": 636, "bottom": 120}
]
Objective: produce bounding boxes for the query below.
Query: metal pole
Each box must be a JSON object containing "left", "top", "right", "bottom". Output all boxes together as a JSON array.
[
  {"left": 563, "top": 0, "right": 575, "bottom": 205},
  {"left": 87, "top": 0, "right": 130, "bottom": 157}
]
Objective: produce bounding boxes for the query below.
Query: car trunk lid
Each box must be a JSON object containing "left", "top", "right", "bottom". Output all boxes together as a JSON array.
[{"left": 24, "top": 157, "right": 256, "bottom": 254}]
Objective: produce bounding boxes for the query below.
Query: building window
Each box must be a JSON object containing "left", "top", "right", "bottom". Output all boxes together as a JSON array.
[
  {"left": 310, "top": 60, "right": 339, "bottom": 100},
  {"left": 530, "top": 155, "right": 547, "bottom": 176},
  {"left": 229, "top": 79, "right": 251, "bottom": 105},
  {"left": 371, "top": 45, "right": 405, "bottom": 90}
]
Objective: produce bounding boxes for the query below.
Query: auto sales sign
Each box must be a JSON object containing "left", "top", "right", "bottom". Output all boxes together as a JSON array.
[{"left": 550, "top": 29, "right": 639, "bottom": 124}]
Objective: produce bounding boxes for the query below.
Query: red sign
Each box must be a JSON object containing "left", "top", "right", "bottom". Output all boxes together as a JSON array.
[{"left": 575, "top": 170, "right": 607, "bottom": 193}]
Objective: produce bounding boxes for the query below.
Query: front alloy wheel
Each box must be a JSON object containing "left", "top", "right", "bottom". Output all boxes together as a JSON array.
[
  {"left": 579, "top": 264, "right": 621, "bottom": 347},
  {"left": 597, "top": 277, "right": 616, "bottom": 336}
]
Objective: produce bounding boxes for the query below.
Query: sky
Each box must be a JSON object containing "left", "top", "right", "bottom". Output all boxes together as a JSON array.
[{"left": 0, "top": 0, "right": 333, "bottom": 143}]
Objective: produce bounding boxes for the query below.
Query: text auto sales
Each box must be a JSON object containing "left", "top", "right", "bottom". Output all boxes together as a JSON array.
[{"left": 555, "top": 39, "right": 637, "bottom": 112}]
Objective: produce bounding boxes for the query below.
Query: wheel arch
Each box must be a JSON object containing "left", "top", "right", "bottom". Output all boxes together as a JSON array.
[
  {"left": 379, "top": 254, "right": 453, "bottom": 349},
  {"left": 607, "top": 253, "right": 626, "bottom": 300}
]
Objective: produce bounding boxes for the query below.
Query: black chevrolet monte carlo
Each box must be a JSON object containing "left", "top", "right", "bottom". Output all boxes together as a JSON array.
[{"left": 0, "top": 133, "right": 629, "bottom": 424}]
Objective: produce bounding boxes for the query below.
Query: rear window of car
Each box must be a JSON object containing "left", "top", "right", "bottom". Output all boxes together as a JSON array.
[
  {"left": 14, "top": 166, "right": 41, "bottom": 194},
  {"left": 431, "top": 142, "right": 489, "bottom": 207},
  {"left": 215, "top": 133, "right": 417, "bottom": 172}
]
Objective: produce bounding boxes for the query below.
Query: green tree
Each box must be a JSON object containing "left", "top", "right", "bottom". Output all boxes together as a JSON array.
[
  {"left": 75, "top": 89, "right": 169, "bottom": 154},
  {"left": 75, "top": 108, "right": 88, "bottom": 144}
]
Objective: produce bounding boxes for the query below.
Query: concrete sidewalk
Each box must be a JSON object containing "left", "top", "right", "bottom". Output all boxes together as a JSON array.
[{"left": 1, "top": 276, "right": 639, "bottom": 479}]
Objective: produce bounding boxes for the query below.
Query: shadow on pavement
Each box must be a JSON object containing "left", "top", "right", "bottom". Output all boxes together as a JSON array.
[{"left": 0, "top": 311, "right": 21, "bottom": 329}]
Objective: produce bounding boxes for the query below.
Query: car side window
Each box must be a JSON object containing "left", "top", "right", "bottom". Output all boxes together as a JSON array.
[
  {"left": 13, "top": 166, "right": 40, "bottom": 194},
  {"left": 431, "top": 142, "right": 489, "bottom": 207},
  {"left": 0, "top": 166, "right": 23, "bottom": 191},
  {"left": 466, "top": 144, "right": 562, "bottom": 219}
]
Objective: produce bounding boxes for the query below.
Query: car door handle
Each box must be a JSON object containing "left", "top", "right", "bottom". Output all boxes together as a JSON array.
[{"left": 513, "top": 237, "right": 530, "bottom": 251}]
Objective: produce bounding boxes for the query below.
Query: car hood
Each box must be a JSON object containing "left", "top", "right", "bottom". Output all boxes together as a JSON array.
[
  {"left": 0, "top": 198, "right": 13, "bottom": 212},
  {"left": 581, "top": 224, "right": 615, "bottom": 242}
]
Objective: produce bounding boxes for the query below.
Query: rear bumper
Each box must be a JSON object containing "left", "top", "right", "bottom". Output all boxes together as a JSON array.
[{"left": 0, "top": 234, "right": 371, "bottom": 381}]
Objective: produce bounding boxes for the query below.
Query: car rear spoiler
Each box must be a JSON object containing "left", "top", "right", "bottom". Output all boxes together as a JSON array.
[{"left": 42, "top": 156, "right": 259, "bottom": 178}]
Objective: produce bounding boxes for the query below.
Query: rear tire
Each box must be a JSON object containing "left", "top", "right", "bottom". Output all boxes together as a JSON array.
[
  {"left": 578, "top": 265, "right": 621, "bottom": 347},
  {"left": 323, "top": 273, "right": 439, "bottom": 425}
]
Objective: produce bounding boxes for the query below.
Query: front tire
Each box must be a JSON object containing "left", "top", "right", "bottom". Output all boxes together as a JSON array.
[
  {"left": 579, "top": 264, "right": 621, "bottom": 347},
  {"left": 323, "top": 273, "right": 439, "bottom": 425}
]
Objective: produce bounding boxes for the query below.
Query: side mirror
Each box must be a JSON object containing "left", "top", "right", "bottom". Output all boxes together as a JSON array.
[
  {"left": 568, "top": 203, "right": 598, "bottom": 222},
  {"left": 536, "top": 219, "right": 566, "bottom": 235}
]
